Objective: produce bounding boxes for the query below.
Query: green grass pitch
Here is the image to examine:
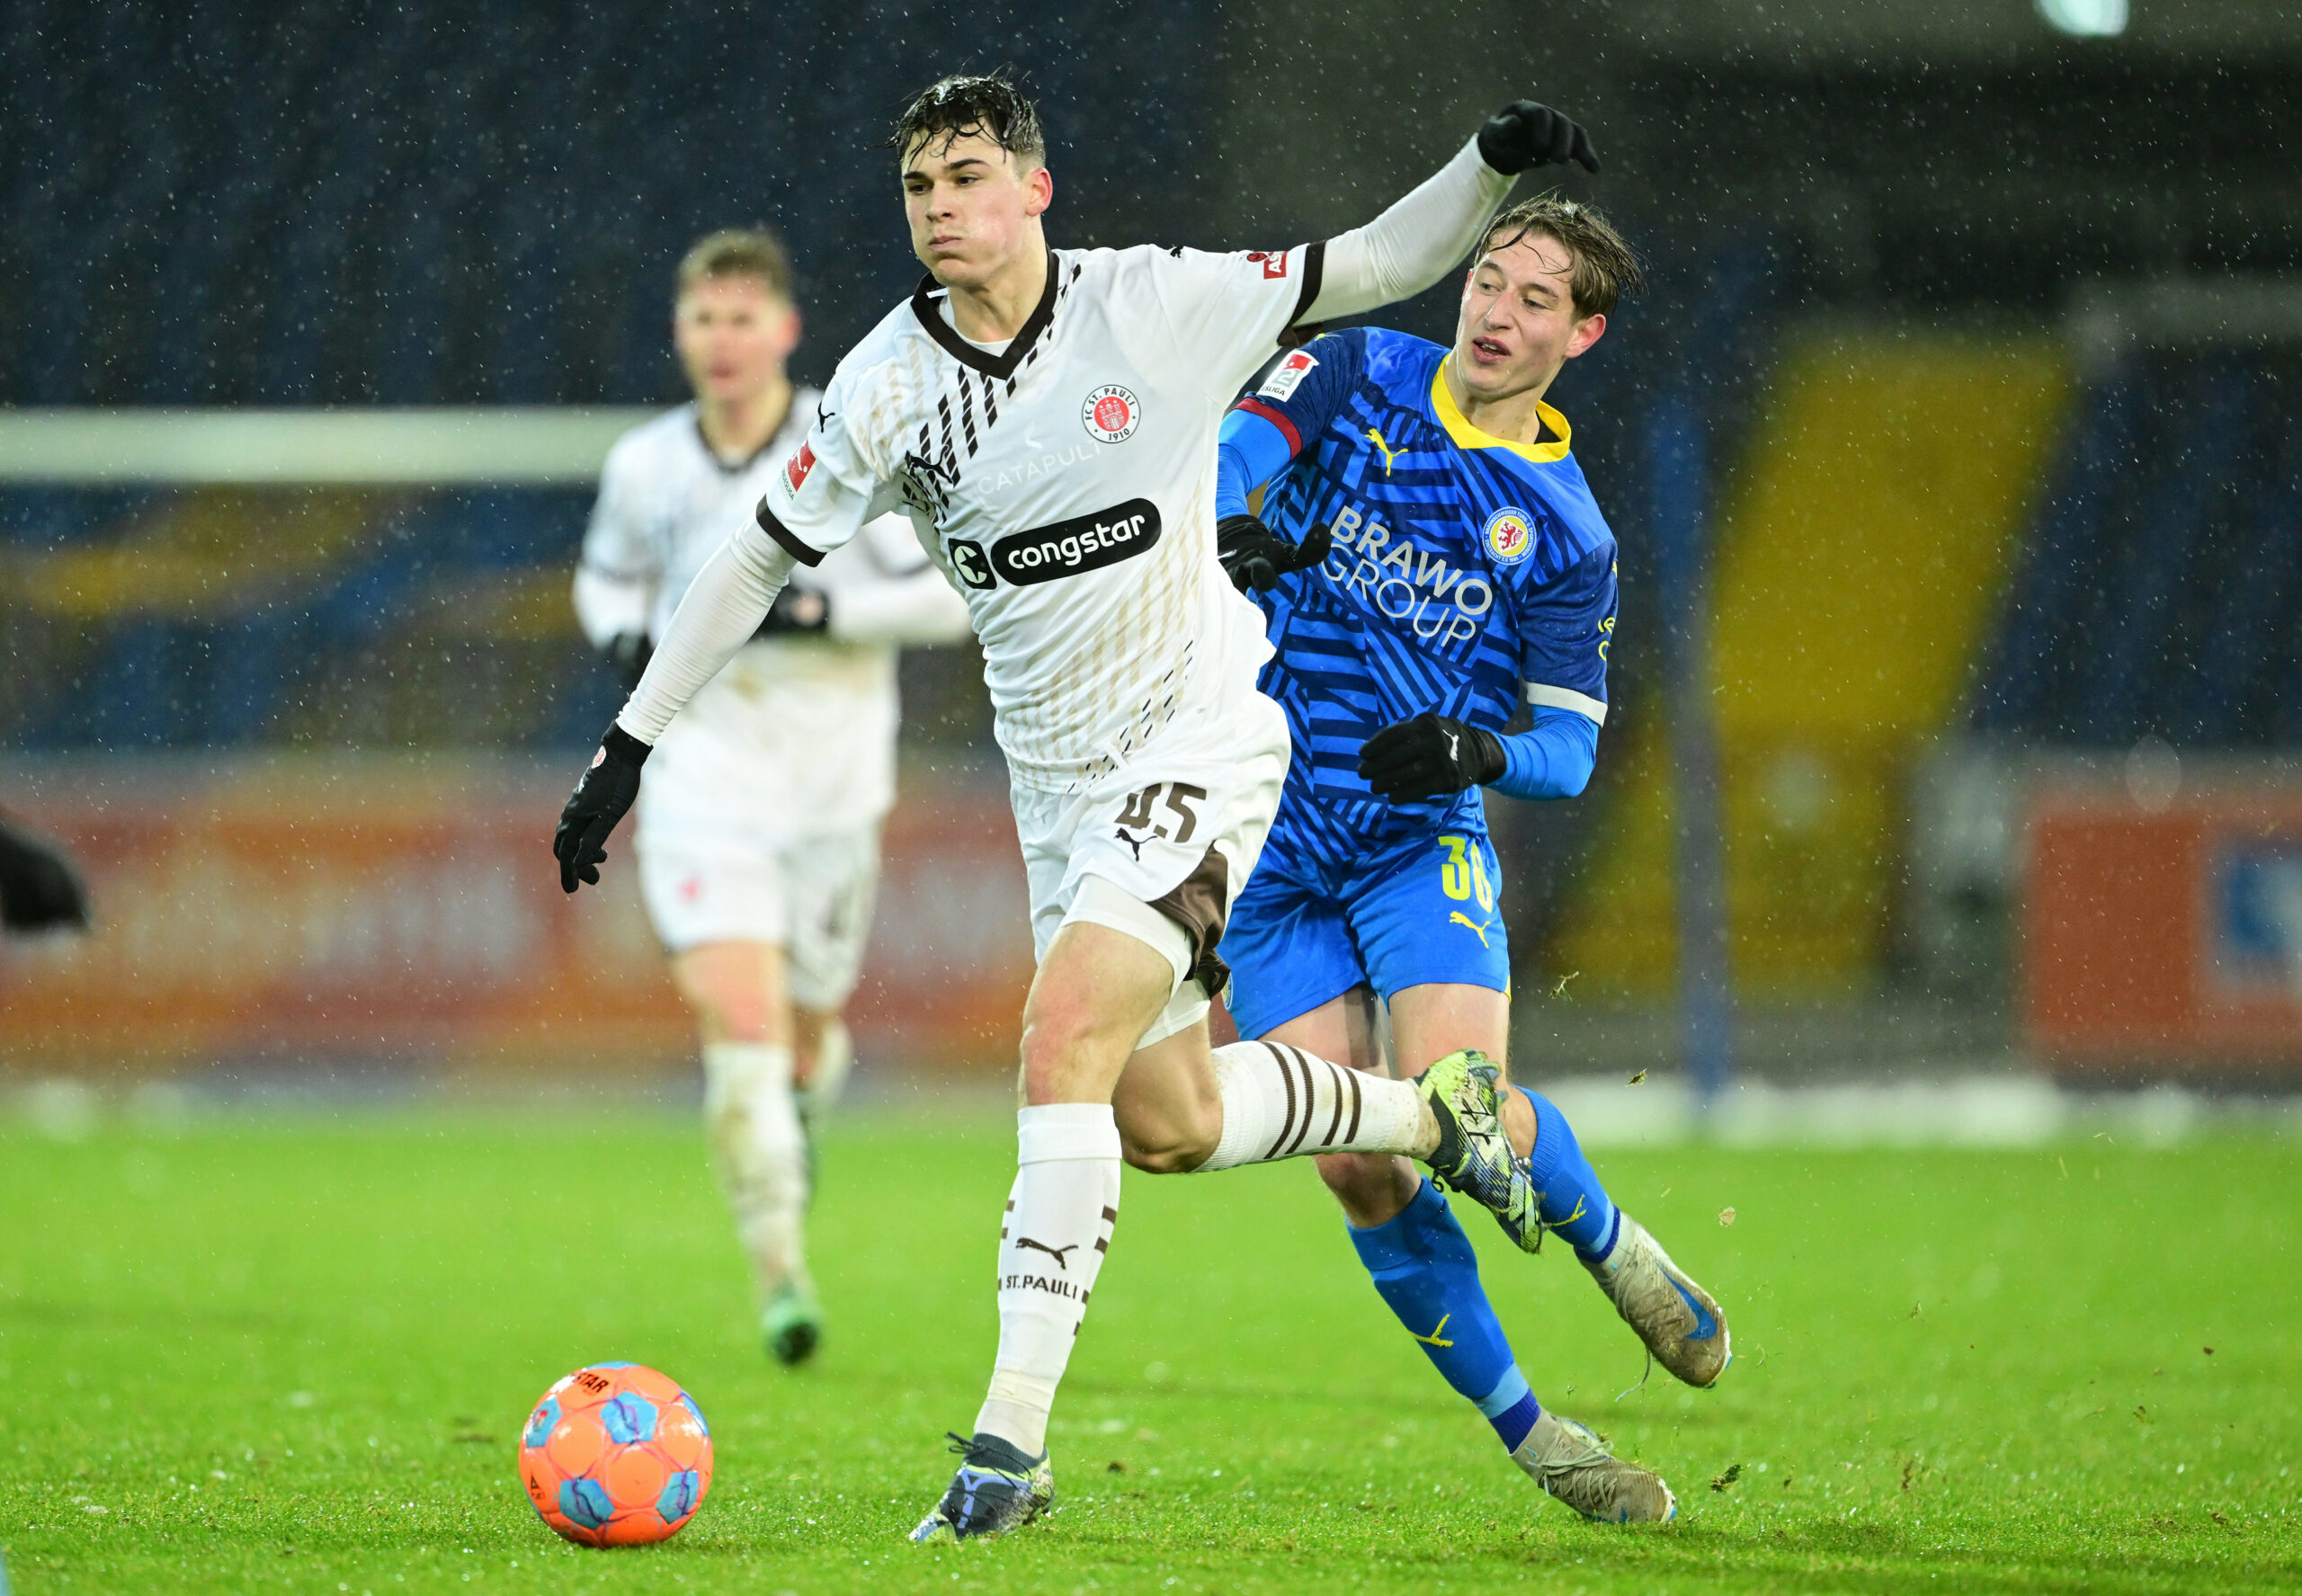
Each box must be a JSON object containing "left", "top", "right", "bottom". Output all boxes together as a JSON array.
[{"left": 2, "top": 1108, "right": 2297, "bottom": 1593}]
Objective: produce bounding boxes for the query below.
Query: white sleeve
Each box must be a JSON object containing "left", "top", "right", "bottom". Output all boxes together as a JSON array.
[
  {"left": 612, "top": 521, "right": 798, "bottom": 744},
  {"left": 573, "top": 441, "right": 659, "bottom": 646},
  {"left": 571, "top": 566, "right": 649, "bottom": 648},
  {"left": 1302, "top": 137, "right": 1512, "bottom": 323},
  {"left": 750, "top": 361, "right": 899, "bottom": 566},
  {"left": 830, "top": 524, "right": 974, "bottom": 646},
  {"left": 1147, "top": 243, "right": 1334, "bottom": 401}
]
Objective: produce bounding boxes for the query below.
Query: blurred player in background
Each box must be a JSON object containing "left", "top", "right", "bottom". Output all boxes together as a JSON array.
[
  {"left": 1214, "top": 195, "right": 1726, "bottom": 1523},
  {"left": 557, "top": 75, "right": 1604, "bottom": 1543},
  {"left": 572, "top": 227, "right": 971, "bottom": 1365}
]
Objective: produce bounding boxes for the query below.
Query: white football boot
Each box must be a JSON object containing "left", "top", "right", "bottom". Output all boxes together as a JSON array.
[
  {"left": 1583, "top": 1213, "right": 1730, "bottom": 1387},
  {"left": 1512, "top": 1410, "right": 1676, "bottom": 1523}
]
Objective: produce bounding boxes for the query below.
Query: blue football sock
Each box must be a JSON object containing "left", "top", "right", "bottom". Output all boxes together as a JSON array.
[
  {"left": 1520, "top": 1087, "right": 1621, "bottom": 1261},
  {"left": 1349, "top": 1178, "right": 1540, "bottom": 1451}
]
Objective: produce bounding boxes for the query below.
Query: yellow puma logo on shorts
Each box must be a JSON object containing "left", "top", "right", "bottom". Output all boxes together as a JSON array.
[{"left": 1450, "top": 911, "right": 1493, "bottom": 948}]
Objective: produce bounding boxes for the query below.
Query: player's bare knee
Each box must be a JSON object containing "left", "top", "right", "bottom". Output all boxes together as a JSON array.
[
  {"left": 1112, "top": 1087, "right": 1219, "bottom": 1174},
  {"left": 696, "top": 985, "right": 776, "bottom": 1044},
  {"left": 1500, "top": 1084, "right": 1535, "bottom": 1160},
  {"left": 1116, "top": 1125, "right": 1200, "bottom": 1174},
  {"left": 1315, "top": 1149, "right": 1395, "bottom": 1201},
  {"left": 1017, "top": 1007, "right": 1109, "bottom": 1103},
  {"left": 789, "top": 1007, "right": 830, "bottom": 1084}
]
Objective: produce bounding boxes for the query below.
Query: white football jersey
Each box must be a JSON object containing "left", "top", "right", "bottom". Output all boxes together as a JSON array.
[
  {"left": 580, "top": 392, "right": 940, "bottom": 646},
  {"left": 578, "top": 394, "right": 961, "bottom": 835},
  {"left": 754, "top": 244, "right": 1326, "bottom": 792}
]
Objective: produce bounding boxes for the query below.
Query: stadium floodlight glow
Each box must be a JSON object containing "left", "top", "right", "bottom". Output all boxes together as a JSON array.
[{"left": 2036, "top": 0, "right": 2128, "bottom": 36}]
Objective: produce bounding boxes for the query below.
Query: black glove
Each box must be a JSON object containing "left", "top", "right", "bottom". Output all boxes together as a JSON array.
[
  {"left": 1477, "top": 100, "right": 1601, "bottom": 176},
  {"left": 553, "top": 724, "right": 651, "bottom": 894},
  {"left": 754, "top": 584, "right": 831, "bottom": 636},
  {"left": 1357, "top": 713, "right": 1506, "bottom": 803},
  {"left": 603, "top": 631, "right": 652, "bottom": 691},
  {"left": 0, "top": 817, "right": 90, "bottom": 931},
  {"left": 1218, "top": 513, "right": 1333, "bottom": 593}
]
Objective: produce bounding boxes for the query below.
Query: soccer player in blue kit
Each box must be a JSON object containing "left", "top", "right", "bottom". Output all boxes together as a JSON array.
[{"left": 1213, "top": 192, "right": 1729, "bottom": 1523}]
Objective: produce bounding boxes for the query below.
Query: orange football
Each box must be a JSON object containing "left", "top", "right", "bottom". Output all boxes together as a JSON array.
[{"left": 516, "top": 1363, "right": 712, "bottom": 1547}]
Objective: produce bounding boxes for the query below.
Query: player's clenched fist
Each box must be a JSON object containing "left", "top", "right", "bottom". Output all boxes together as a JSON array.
[
  {"left": 1477, "top": 101, "right": 1601, "bottom": 176},
  {"left": 553, "top": 724, "right": 651, "bottom": 894},
  {"left": 1358, "top": 712, "right": 1506, "bottom": 803},
  {"left": 1217, "top": 513, "right": 1332, "bottom": 593}
]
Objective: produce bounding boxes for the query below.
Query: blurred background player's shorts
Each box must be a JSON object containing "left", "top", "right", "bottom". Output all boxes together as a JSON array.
[{"left": 635, "top": 822, "right": 880, "bottom": 1010}]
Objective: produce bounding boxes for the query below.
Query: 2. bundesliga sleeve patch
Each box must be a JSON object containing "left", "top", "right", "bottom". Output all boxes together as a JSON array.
[
  {"left": 1484, "top": 507, "right": 1535, "bottom": 565},
  {"left": 1256, "top": 349, "right": 1318, "bottom": 401},
  {"left": 1082, "top": 385, "right": 1141, "bottom": 444},
  {"left": 783, "top": 441, "right": 816, "bottom": 494}
]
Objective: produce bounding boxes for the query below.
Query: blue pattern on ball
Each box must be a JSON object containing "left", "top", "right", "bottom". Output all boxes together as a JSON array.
[
  {"left": 591, "top": 1360, "right": 635, "bottom": 1369},
  {"left": 558, "top": 1477, "right": 614, "bottom": 1529},
  {"left": 522, "top": 1397, "right": 561, "bottom": 1449},
  {"left": 679, "top": 1393, "right": 709, "bottom": 1439},
  {"left": 655, "top": 1469, "right": 700, "bottom": 1523},
  {"left": 601, "top": 1391, "right": 658, "bottom": 1444}
]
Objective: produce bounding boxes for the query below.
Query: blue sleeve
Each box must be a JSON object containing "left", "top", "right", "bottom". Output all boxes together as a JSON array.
[
  {"left": 1216, "top": 407, "right": 1298, "bottom": 520},
  {"left": 1218, "top": 330, "right": 1366, "bottom": 520},
  {"left": 1515, "top": 539, "right": 1617, "bottom": 726},
  {"left": 1490, "top": 708, "right": 1600, "bottom": 800}
]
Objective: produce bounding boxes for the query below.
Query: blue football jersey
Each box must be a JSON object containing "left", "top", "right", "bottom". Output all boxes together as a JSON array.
[{"left": 1236, "top": 325, "right": 1618, "bottom": 867}]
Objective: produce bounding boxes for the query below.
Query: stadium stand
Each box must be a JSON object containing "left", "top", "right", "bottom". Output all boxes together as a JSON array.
[
  {"left": 0, "top": 0, "right": 1211, "bottom": 753},
  {"left": 1973, "top": 348, "right": 2302, "bottom": 749}
]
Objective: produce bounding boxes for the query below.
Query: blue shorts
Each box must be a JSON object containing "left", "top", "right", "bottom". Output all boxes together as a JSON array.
[{"left": 1223, "top": 822, "right": 1510, "bottom": 1040}]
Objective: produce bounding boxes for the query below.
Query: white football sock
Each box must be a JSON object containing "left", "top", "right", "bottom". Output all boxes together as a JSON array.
[
  {"left": 972, "top": 1103, "right": 1121, "bottom": 1457},
  {"left": 701, "top": 1042, "right": 811, "bottom": 1300},
  {"left": 1194, "top": 1040, "right": 1432, "bottom": 1172}
]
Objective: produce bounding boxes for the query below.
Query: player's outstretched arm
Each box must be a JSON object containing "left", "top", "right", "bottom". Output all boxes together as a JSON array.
[
  {"left": 552, "top": 519, "right": 799, "bottom": 893},
  {"left": 1303, "top": 101, "right": 1600, "bottom": 325}
]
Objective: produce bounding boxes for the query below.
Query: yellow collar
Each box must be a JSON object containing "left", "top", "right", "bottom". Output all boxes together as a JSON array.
[{"left": 1431, "top": 357, "right": 1572, "bottom": 464}]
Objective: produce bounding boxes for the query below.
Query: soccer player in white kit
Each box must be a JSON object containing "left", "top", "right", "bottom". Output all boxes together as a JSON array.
[
  {"left": 571, "top": 228, "right": 971, "bottom": 1366},
  {"left": 554, "top": 75, "right": 1608, "bottom": 1542}
]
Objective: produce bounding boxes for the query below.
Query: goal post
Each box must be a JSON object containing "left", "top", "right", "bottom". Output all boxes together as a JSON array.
[{"left": 0, "top": 407, "right": 661, "bottom": 486}]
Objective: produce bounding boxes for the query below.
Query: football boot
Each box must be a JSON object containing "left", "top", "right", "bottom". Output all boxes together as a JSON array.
[
  {"left": 1412, "top": 1050, "right": 1536, "bottom": 1236},
  {"left": 910, "top": 1431, "right": 1053, "bottom": 1545},
  {"left": 1511, "top": 1410, "right": 1676, "bottom": 1523},
  {"left": 1583, "top": 1214, "right": 1730, "bottom": 1387},
  {"left": 763, "top": 1279, "right": 823, "bottom": 1368}
]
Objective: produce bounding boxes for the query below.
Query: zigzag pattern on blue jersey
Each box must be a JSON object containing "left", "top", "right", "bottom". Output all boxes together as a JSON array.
[{"left": 1245, "top": 327, "right": 1617, "bottom": 871}]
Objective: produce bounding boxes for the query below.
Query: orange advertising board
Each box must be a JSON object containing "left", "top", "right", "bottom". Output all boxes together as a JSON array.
[
  {"left": 2021, "top": 774, "right": 2302, "bottom": 1076},
  {"left": 1, "top": 756, "right": 1035, "bottom": 1077}
]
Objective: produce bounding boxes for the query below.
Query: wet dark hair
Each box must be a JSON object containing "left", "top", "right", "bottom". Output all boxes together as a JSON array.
[
  {"left": 1477, "top": 193, "right": 1644, "bottom": 319},
  {"left": 891, "top": 71, "right": 1047, "bottom": 168}
]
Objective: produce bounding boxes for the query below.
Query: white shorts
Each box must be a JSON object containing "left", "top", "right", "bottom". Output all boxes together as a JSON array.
[
  {"left": 634, "top": 823, "right": 880, "bottom": 1011},
  {"left": 1010, "top": 692, "right": 1289, "bottom": 1051}
]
